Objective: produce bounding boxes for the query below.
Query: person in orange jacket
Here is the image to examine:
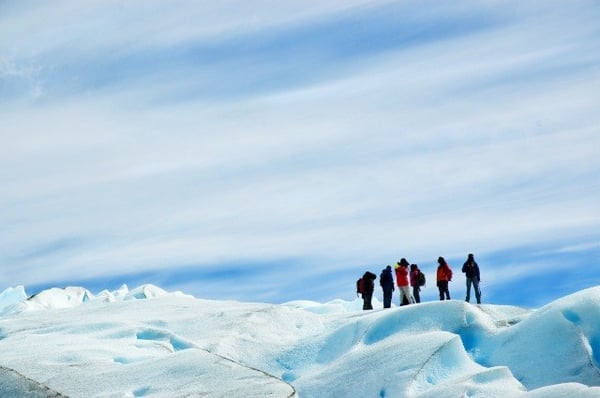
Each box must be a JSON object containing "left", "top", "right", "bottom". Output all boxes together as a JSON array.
[
  {"left": 436, "top": 256, "right": 453, "bottom": 301},
  {"left": 394, "top": 258, "right": 413, "bottom": 305}
]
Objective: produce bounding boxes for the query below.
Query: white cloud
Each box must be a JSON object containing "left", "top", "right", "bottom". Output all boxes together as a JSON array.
[{"left": 0, "top": 0, "right": 599, "bottom": 301}]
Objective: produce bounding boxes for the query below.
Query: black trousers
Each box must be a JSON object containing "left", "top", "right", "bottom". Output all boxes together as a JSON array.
[
  {"left": 382, "top": 289, "right": 393, "bottom": 308},
  {"left": 437, "top": 281, "right": 450, "bottom": 300},
  {"left": 362, "top": 291, "right": 373, "bottom": 310},
  {"left": 412, "top": 285, "right": 421, "bottom": 303}
]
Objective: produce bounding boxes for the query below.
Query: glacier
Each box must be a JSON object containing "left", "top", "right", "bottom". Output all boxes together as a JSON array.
[{"left": 1, "top": 284, "right": 600, "bottom": 397}]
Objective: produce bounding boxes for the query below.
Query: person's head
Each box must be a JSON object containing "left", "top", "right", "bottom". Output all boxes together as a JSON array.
[
  {"left": 410, "top": 264, "right": 417, "bottom": 271},
  {"left": 400, "top": 258, "right": 409, "bottom": 266},
  {"left": 438, "top": 256, "right": 445, "bottom": 265},
  {"left": 468, "top": 253, "right": 474, "bottom": 260},
  {"left": 386, "top": 265, "right": 392, "bottom": 271}
]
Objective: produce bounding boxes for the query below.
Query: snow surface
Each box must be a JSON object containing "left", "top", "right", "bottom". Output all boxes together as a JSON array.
[{"left": 1, "top": 284, "right": 600, "bottom": 397}]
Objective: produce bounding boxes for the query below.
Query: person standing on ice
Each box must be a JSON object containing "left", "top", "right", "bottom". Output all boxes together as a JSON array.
[
  {"left": 436, "top": 256, "right": 453, "bottom": 301},
  {"left": 357, "top": 271, "right": 377, "bottom": 310},
  {"left": 380, "top": 265, "right": 395, "bottom": 309},
  {"left": 462, "top": 253, "right": 481, "bottom": 304},
  {"left": 394, "top": 258, "right": 413, "bottom": 305},
  {"left": 409, "top": 263, "right": 422, "bottom": 303}
]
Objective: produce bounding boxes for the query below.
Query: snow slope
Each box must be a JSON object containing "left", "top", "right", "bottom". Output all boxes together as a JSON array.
[{"left": 1, "top": 284, "right": 600, "bottom": 397}]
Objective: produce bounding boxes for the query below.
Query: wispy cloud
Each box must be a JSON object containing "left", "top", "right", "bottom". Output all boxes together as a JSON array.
[{"left": 1, "top": 0, "right": 599, "bottom": 305}]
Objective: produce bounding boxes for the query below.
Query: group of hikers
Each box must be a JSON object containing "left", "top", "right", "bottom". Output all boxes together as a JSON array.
[{"left": 356, "top": 254, "right": 481, "bottom": 310}]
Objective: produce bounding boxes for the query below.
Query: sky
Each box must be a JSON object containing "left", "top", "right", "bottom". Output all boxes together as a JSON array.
[
  {"left": 1, "top": 284, "right": 600, "bottom": 396},
  {"left": 1, "top": 0, "right": 599, "bottom": 307}
]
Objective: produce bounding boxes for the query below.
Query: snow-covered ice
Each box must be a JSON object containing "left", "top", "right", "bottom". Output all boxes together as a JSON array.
[{"left": 1, "top": 284, "right": 600, "bottom": 397}]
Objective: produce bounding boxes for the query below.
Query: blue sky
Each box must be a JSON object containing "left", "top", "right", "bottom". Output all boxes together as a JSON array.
[{"left": 1, "top": 0, "right": 599, "bottom": 307}]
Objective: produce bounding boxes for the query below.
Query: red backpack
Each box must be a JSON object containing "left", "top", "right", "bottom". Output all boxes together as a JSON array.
[{"left": 356, "top": 277, "right": 365, "bottom": 295}]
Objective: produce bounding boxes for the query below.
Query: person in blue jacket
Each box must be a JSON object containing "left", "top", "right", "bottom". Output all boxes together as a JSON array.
[
  {"left": 462, "top": 253, "right": 481, "bottom": 304},
  {"left": 380, "top": 265, "right": 395, "bottom": 308}
]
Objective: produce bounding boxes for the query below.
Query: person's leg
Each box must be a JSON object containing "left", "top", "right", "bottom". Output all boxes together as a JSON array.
[
  {"left": 438, "top": 283, "right": 444, "bottom": 300},
  {"left": 383, "top": 290, "right": 392, "bottom": 308},
  {"left": 400, "top": 288, "right": 408, "bottom": 306},
  {"left": 465, "top": 278, "right": 472, "bottom": 302},
  {"left": 402, "top": 286, "right": 413, "bottom": 304},
  {"left": 473, "top": 279, "right": 481, "bottom": 304},
  {"left": 442, "top": 281, "right": 450, "bottom": 300},
  {"left": 413, "top": 286, "right": 420, "bottom": 303},
  {"left": 366, "top": 291, "right": 373, "bottom": 310}
]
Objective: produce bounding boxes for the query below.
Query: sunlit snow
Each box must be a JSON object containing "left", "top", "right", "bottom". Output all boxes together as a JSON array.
[{"left": 1, "top": 284, "right": 600, "bottom": 397}]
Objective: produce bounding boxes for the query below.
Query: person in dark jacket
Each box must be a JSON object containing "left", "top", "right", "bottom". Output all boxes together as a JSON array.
[
  {"left": 436, "top": 256, "right": 453, "bottom": 301},
  {"left": 380, "top": 265, "right": 395, "bottom": 308},
  {"left": 359, "top": 271, "right": 377, "bottom": 310},
  {"left": 462, "top": 253, "right": 481, "bottom": 304}
]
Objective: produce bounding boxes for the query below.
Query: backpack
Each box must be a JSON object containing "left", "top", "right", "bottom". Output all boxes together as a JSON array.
[
  {"left": 417, "top": 270, "right": 426, "bottom": 287},
  {"left": 356, "top": 278, "right": 365, "bottom": 295}
]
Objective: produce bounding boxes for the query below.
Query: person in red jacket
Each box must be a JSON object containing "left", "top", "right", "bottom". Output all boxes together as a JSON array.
[
  {"left": 394, "top": 258, "right": 413, "bottom": 305},
  {"left": 436, "top": 256, "right": 453, "bottom": 301}
]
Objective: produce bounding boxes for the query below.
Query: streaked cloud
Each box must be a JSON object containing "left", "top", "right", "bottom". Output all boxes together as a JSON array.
[{"left": 1, "top": 0, "right": 599, "bottom": 305}]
